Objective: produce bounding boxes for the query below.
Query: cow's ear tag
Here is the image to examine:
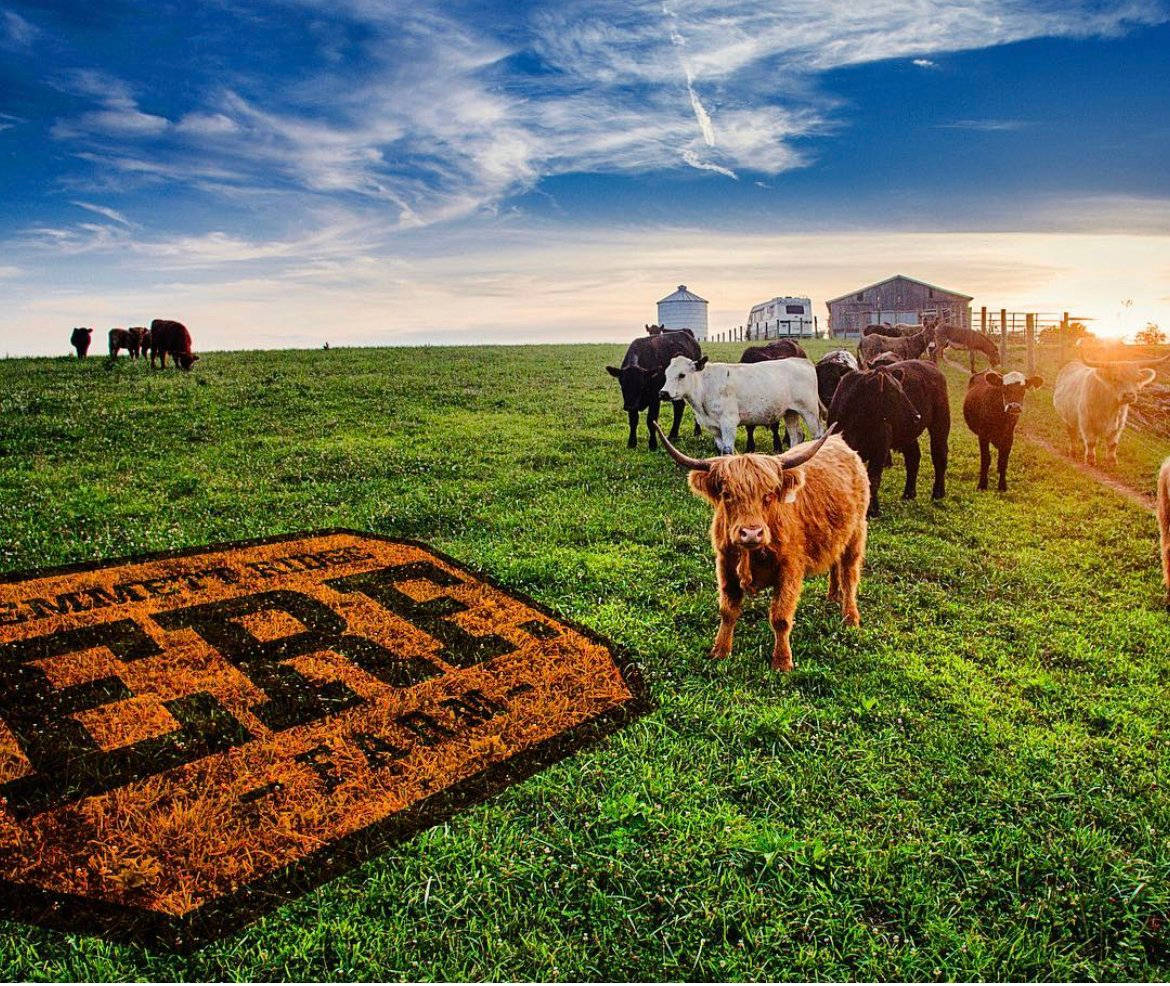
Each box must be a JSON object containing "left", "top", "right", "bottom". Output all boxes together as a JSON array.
[{"left": 782, "top": 486, "right": 798, "bottom": 504}]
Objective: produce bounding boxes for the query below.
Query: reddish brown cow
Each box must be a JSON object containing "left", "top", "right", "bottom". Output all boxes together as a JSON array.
[
  {"left": 654, "top": 422, "right": 869, "bottom": 672},
  {"left": 963, "top": 370, "right": 1043, "bottom": 491},
  {"left": 149, "top": 319, "right": 199, "bottom": 369}
]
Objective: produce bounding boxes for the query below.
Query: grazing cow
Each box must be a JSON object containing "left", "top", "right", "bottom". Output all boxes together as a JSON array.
[
  {"left": 738, "top": 339, "right": 809, "bottom": 450},
  {"left": 963, "top": 370, "right": 1043, "bottom": 491},
  {"left": 654, "top": 423, "right": 868, "bottom": 671},
  {"left": 1159, "top": 457, "right": 1170, "bottom": 606},
  {"left": 937, "top": 325, "right": 1001, "bottom": 368},
  {"left": 661, "top": 355, "right": 822, "bottom": 455},
  {"left": 1053, "top": 356, "right": 1169, "bottom": 465},
  {"left": 859, "top": 326, "right": 934, "bottom": 368},
  {"left": 606, "top": 329, "right": 702, "bottom": 450},
  {"left": 108, "top": 327, "right": 138, "bottom": 358},
  {"left": 70, "top": 327, "right": 92, "bottom": 358},
  {"left": 149, "top": 318, "right": 199, "bottom": 370},
  {"left": 815, "top": 350, "right": 859, "bottom": 408},
  {"left": 829, "top": 359, "right": 950, "bottom": 516},
  {"left": 740, "top": 339, "right": 808, "bottom": 362}
]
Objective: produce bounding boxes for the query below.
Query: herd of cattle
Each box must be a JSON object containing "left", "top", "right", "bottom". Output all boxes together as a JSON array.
[
  {"left": 68, "top": 319, "right": 199, "bottom": 369},
  {"left": 609, "top": 322, "right": 1170, "bottom": 670}
]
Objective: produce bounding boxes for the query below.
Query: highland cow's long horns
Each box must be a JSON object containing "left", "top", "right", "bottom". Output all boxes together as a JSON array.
[
  {"left": 651, "top": 422, "right": 711, "bottom": 471},
  {"left": 1082, "top": 353, "right": 1170, "bottom": 370},
  {"left": 777, "top": 423, "right": 838, "bottom": 469}
]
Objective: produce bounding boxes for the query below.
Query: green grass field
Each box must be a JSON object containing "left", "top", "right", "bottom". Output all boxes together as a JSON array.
[{"left": 1, "top": 341, "right": 1169, "bottom": 981}]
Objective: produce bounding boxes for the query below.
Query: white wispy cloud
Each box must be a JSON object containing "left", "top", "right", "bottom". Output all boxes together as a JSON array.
[
  {"left": 33, "top": 1, "right": 1170, "bottom": 240},
  {"left": 71, "top": 201, "right": 134, "bottom": 226},
  {"left": 1, "top": 8, "right": 38, "bottom": 48},
  {"left": 913, "top": 58, "right": 939, "bottom": 68},
  {"left": 940, "top": 118, "right": 1029, "bottom": 131}
]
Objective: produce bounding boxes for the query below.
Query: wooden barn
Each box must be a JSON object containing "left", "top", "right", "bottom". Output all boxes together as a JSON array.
[{"left": 826, "top": 275, "right": 972, "bottom": 338}]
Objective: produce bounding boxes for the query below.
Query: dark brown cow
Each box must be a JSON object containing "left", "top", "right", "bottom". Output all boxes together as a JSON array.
[
  {"left": 108, "top": 327, "right": 138, "bottom": 358},
  {"left": 607, "top": 329, "right": 701, "bottom": 449},
  {"left": 740, "top": 339, "right": 807, "bottom": 362},
  {"left": 70, "top": 327, "right": 92, "bottom": 358},
  {"left": 149, "top": 319, "right": 199, "bottom": 369},
  {"left": 654, "top": 422, "right": 868, "bottom": 672},
  {"left": 128, "top": 326, "right": 149, "bottom": 358},
  {"left": 738, "top": 339, "right": 810, "bottom": 452},
  {"left": 963, "top": 370, "right": 1043, "bottom": 491},
  {"left": 828, "top": 359, "right": 950, "bottom": 516}
]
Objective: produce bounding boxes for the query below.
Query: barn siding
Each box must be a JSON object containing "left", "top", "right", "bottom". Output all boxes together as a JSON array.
[{"left": 828, "top": 276, "right": 971, "bottom": 337}]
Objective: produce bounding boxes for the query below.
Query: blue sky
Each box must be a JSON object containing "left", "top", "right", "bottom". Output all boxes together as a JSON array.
[{"left": 1, "top": 0, "right": 1168, "bottom": 353}]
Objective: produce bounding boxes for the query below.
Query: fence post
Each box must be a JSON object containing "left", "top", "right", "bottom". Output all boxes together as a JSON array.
[
  {"left": 1026, "top": 313, "right": 1035, "bottom": 375},
  {"left": 999, "top": 308, "right": 1008, "bottom": 366}
]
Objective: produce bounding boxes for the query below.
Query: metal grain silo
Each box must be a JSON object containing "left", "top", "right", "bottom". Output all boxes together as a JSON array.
[{"left": 657, "top": 285, "right": 708, "bottom": 340}]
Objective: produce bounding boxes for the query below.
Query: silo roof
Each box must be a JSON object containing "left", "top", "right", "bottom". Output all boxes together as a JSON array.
[{"left": 658, "top": 284, "right": 707, "bottom": 304}]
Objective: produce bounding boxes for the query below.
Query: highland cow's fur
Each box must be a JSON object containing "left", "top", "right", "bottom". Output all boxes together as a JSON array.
[{"left": 656, "top": 425, "right": 869, "bottom": 672}]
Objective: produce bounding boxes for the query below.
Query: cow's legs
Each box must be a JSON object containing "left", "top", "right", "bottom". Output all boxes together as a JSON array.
[
  {"left": 795, "top": 405, "right": 823, "bottom": 439},
  {"left": 865, "top": 458, "right": 885, "bottom": 517},
  {"left": 715, "top": 423, "right": 736, "bottom": 456},
  {"left": 902, "top": 441, "right": 921, "bottom": 500},
  {"left": 1084, "top": 436, "right": 1096, "bottom": 467},
  {"left": 929, "top": 424, "right": 948, "bottom": 499},
  {"left": 668, "top": 399, "right": 685, "bottom": 441},
  {"left": 646, "top": 399, "right": 661, "bottom": 450},
  {"left": 771, "top": 422, "right": 783, "bottom": 453},
  {"left": 996, "top": 439, "right": 1012, "bottom": 491},
  {"left": 977, "top": 436, "right": 991, "bottom": 491},
  {"left": 693, "top": 416, "right": 702, "bottom": 437},
  {"left": 712, "top": 549, "right": 744, "bottom": 659},
  {"left": 783, "top": 411, "right": 802, "bottom": 450},
  {"left": 1066, "top": 424, "right": 1080, "bottom": 458},
  {"left": 827, "top": 562, "right": 842, "bottom": 603},
  {"left": 769, "top": 566, "right": 805, "bottom": 672},
  {"left": 838, "top": 527, "right": 865, "bottom": 626},
  {"left": 626, "top": 410, "right": 638, "bottom": 449},
  {"left": 745, "top": 425, "right": 757, "bottom": 453}
]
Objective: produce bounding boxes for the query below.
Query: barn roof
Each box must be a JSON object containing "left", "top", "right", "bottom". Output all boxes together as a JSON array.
[
  {"left": 826, "top": 274, "right": 973, "bottom": 305},
  {"left": 658, "top": 284, "right": 708, "bottom": 304}
]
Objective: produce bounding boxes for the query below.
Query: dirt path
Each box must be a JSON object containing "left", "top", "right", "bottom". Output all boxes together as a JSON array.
[{"left": 1021, "top": 432, "right": 1156, "bottom": 513}]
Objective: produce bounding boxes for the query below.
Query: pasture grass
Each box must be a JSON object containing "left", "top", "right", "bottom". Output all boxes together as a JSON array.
[{"left": 0, "top": 341, "right": 1168, "bottom": 980}]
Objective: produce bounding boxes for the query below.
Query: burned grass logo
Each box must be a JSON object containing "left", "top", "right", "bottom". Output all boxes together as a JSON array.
[{"left": 0, "top": 531, "right": 646, "bottom": 948}]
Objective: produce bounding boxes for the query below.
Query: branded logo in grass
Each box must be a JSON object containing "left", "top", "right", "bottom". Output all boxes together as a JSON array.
[{"left": 0, "top": 530, "right": 646, "bottom": 948}]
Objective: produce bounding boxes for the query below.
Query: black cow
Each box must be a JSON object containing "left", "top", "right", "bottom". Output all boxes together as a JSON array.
[
  {"left": 814, "top": 350, "right": 859, "bottom": 408},
  {"left": 607, "top": 329, "right": 701, "bottom": 450},
  {"left": 828, "top": 359, "right": 950, "bottom": 516},
  {"left": 149, "top": 319, "right": 199, "bottom": 370},
  {"left": 70, "top": 327, "right": 92, "bottom": 358}
]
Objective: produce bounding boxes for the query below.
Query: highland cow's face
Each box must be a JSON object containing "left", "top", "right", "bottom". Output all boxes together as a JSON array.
[{"left": 689, "top": 455, "right": 805, "bottom": 551}]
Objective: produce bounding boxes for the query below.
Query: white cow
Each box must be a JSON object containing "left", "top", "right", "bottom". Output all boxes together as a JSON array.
[
  {"left": 1053, "top": 357, "right": 1167, "bottom": 465},
  {"left": 660, "top": 355, "right": 823, "bottom": 455}
]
